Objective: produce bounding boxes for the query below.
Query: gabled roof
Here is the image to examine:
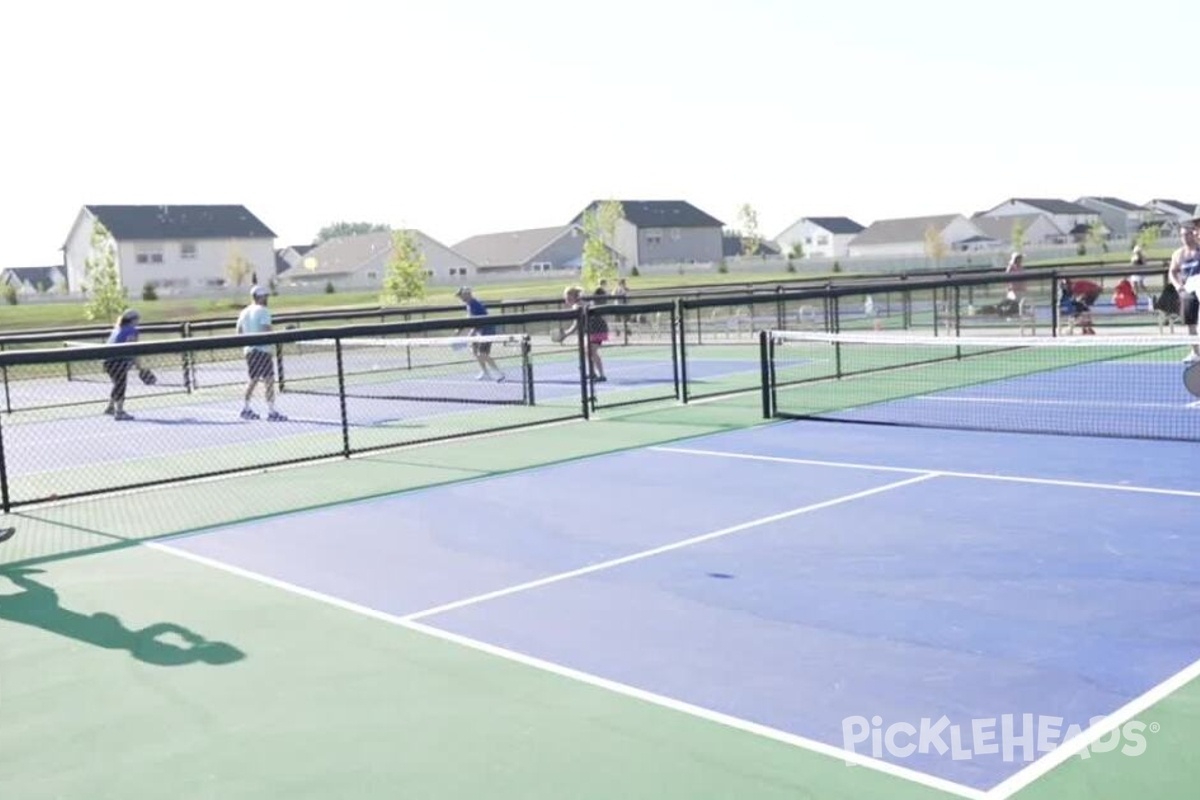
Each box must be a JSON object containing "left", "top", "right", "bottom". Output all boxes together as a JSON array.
[
  {"left": 850, "top": 214, "right": 965, "bottom": 246},
  {"left": 84, "top": 204, "right": 276, "bottom": 241},
  {"left": 972, "top": 213, "right": 1063, "bottom": 240},
  {"left": 992, "top": 198, "right": 1094, "bottom": 215},
  {"left": 803, "top": 216, "right": 866, "bottom": 235},
  {"left": 2, "top": 265, "right": 64, "bottom": 287},
  {"left": 1148, "top": 199, "right": 1198, "bottom": 215},
  {"left": 1078, "top": 196, "right": 1143, "bottom": 212},
  {"left": 571, "top": 200, "right": 723, "bottom": 229},
  {"left": 452, "top": 225, "right": 579, "bottom": 267},
  {"left": 722, "top": 235, "right": 781, "bottom": 257},
  {"left": 295, "top": 229, "right": 462, "bottom": 277}
]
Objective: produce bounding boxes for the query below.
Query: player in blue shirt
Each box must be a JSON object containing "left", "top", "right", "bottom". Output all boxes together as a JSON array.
[
  {"left": 236, "top": 286, "right": 287, "bottom": 420},
  {"left": 455, "top": 287, "right": 505, "bottom": 382},
  {"left": 102, "top": 308, "right": 156, "bottom": 420},
  {"left": 1169, "top": 221, "right": 1200, "bottom": 362}
]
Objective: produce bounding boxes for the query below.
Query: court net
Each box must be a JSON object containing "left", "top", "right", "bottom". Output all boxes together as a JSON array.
[
  {"left": 761, "top": 330, "right": 1200, "bottom": 442},
  {"left": 275, "top": 333, "right": 535, "bottom": 405}
]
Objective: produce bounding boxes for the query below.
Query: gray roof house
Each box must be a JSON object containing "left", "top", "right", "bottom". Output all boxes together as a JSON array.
[
  {"left": 1076, "top": 197, "right": 1153, "bottom": 238},
  {"left": 570, "top": 200, "right": 724, "bottom": 268},
  {"left": 451, "top": 225, "right": 589, "bottom": 275},
  {"left": 773, "top": 216, "right": 866, "bottom": 259},
  {"left": 284, "top": 229, "right": 474, "bottom": 288},
  {"left": 62, "top": 204, "right": 277, "bottom": 294},
  {"left": 1, "top": 265, "right": 68, "bottom": 295},
  {"left": 978, "top": 198, "right": 1100, "bottom": 239},
  {"left": 847, "top": 214, "right": 992, "bottom": 258}
]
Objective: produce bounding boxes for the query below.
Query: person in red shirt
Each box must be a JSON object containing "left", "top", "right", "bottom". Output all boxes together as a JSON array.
[{"left": 1112, "top": 277, "right": 1139, "bottom": 310}]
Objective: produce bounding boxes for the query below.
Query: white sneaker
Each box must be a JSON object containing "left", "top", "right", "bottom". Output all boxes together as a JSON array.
[
  {"left": 496, "top": 373, "right": 506, "bottom": 383},
  {"left": 1184, "top": 352, "right": 1200, "bottom": 364}
]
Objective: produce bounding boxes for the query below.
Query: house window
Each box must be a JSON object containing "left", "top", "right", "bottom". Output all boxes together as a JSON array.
[
  {"left": 366, "top": 271, "right": 377, "bottom": 280},
  {"left": 816, "top": 235, "right": 830, "bottom": 246},
  {"left": 180, "top": 242, "right": 197, "bottom": 260},
  {"left": 136, "top": 247, "right": 164, "bottom": 264},
  {"left": 645, "top": 228, "right": 663, "bottom": 245},
  {"left": 670, "top": 228, "right": 681, "bottom": 241}
]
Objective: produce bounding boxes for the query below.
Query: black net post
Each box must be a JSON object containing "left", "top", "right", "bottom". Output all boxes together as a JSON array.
[
  {"left": 1050, "top": 271, "right": 1060, "bottom": 337},
  {"left": 334, "top": 338, "right": 351, "bottom": 457},
  {"left": 2, "top": 342, "right": 9, "bottom": 414},
  {"left": 181, "top": 321, "right": 194, "bottom": 391},
  {"left": 522, "top": 336, "right": 535, "bottom": 406},
  {"left": 677, "top": 298, "right": 690, "bottom": 403},
  {"left": 576, "top": 305, "right": 590, "bottom": 420},
  {"left": 759, "top": 329, "right": 771, "bottom": 418},
  {"left": 670, "top": 302, "right": 681, "bottom": 400}
]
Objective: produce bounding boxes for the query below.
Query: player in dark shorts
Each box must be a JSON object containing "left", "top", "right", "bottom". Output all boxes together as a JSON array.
[
  {"left": 557, "top": 285, "right": 608, "bottom": 381},
  {"left": 102, "top": 308, "right": 156, "bottom": 420},
  {"left": 455, "top": 287, "right": 506, "bottom": 381}
]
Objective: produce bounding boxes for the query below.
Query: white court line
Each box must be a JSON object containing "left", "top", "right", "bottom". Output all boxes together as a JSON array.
[
  {"left": 144, "top": 499, "right": 986, "bottom": 800},
  {"left": 983, "top": 656, "right": 1200, "bottom": 799},
  {"left": 402, "top": 472, "right": 939, "bottom": 621},
  {"left": 650, "top": 447, "right": 1200, "bottom": 498},
  {"left": 916, "top": 395, "right": 1196, "bottom": 411}
]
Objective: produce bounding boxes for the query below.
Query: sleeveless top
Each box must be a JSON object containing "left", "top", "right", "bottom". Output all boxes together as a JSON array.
[{"left": 1181, "top": 248, "right": 1200, "bottom": 293}]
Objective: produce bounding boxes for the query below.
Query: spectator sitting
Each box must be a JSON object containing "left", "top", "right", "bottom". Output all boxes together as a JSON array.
[{"left": 1059, "top": 278, "right": 1097, "bottom": 334}]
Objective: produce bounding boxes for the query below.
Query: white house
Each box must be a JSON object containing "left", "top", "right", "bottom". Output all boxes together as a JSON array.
[
  {"left": 773, "top": 216, "right": 865, "bottom": 259},
  {"left": 1, "top": 265, "right": 68, "bottom": 295},
  {"left": 283, "top": 229, "right": 475, "bottom": 288},
  {"left": 971, "top": 213, "right": 1066, "bottom": 249},
  {"left": 62, "top": 204, "right": 277, "bottom": 295},
  {"left": 977, "top": 198, "right": 1100, "bottom": 241},
  {"left": 570, "top": 200, "right": 724, "bottom": 269},
  {"left": 846, "top": 214, "right": 991, "bottom": 259},
  {"left": 1075, "top": 197, "right": 1152, "bottom": 239},
  {"left": 1143, "top": 199, "right": 1198, "bottom": 233}
]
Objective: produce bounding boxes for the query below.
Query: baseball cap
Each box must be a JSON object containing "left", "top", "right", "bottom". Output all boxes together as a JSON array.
[
  {"left": 251, "top": 285, "right": 269, "bottom": 298},
  {"left": 454, "top": 286, "right": 472, "bottom": 298}
]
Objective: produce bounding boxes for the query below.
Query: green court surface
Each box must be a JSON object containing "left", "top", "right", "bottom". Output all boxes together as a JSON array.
[{"left": 1, "top": 391, "right": 1198, "bottom": 799}]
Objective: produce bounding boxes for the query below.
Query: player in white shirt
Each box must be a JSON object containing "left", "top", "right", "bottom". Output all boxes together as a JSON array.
[
  {"left": 1168, "top": 222, "right": 1200, "bottom": 363},
  {"left": 236, "top": 286, "right": 287, "bottom": 421}
]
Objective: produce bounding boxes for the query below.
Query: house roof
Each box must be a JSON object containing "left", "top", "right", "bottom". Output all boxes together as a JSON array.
[
  {"left": 571, "top": 200, "right": 723, "bottom": 229},
  {"left": 972, "top": 213, "right": 1062, "bottom": 241},
  {"left": 452, "top": 225, "right": 578, "bottom": 268},
  {"left": 294, "top": 229, "right": 467, "bottom": 278},
  {"left": 2, "top": 265, "right": 64, "bottom": 286},
  {"left": 994, "top": 198, "right": 1094, "bottom": 216},
  {"left": 850, "top": 214, "right": 964, "bottom": 246},
  {"left": 1079, "top": 196, "right": 1142, "bottom": 212},
  {"left": 84, "top": 204, "right": 276, "bottom": 241},
  {"left": 722, "top": 235, "right": 781, "bottom": 257},
  {"left": 803, "top": 216, "right": 866, "bottom": 235},
  {"left": 1149, "top": 199, "right": 1198, "bottom": 215}
]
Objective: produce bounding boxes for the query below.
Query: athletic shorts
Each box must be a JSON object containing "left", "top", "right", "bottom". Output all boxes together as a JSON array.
[
  {"left": 589, "top": 332, "right": 609, "bottom": 345},
  {"left": 246, "top": 350, "right": 274, "bottom": 380},
  {"left": 1183, "top": 292, "right": 1200, "bottom": 326},
  {"left": 471, "top": 341, "right": 492, "bottom": 356}
]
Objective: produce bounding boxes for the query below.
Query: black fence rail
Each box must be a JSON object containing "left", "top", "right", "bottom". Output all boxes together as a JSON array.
[{"left": 0, "top": 308, "right": 592, "bottom": 510}]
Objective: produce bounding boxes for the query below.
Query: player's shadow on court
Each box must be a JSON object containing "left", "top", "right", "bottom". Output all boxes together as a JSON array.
[{"left": 0, "top": 567, "right": 245, "bottom": 667}]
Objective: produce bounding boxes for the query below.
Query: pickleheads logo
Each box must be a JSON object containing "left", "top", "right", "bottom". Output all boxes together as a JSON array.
[{"left": 842, "top": 714, "right": 1156, "bottom": 762}]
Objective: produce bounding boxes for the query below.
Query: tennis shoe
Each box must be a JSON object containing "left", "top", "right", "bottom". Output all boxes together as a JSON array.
[
  {"left": 267, "top": 411, "right": 288, "bottom": 422},
  {"left": 240, "top": 408, "right": 260, "bottom": 420},
  {"left": 496, "top": 373, "right": 506, "bottom": 383},
  {"left": 1185, "top": 352, "right": 1200, "bottom": 364},
  {"left": 113, "top": 411, "right": 134, "bottom": 421}
]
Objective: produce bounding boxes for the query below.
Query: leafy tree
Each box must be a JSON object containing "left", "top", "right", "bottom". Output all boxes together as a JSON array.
[
  {"left": 380, "top": 229, "right": 428, "bottom": 305},
  {"left": 738, "top": 203, "right": 762, "bottom": 256},
  {"left": 1011, "top": 218, "right": 1028, "bottom": 254},
  {"left": 924, "top": 224, "right": 948, "bottom": 267},
  {"left": 83, "top": 221, "right": 128, "bottom": 322},
  {"left": 1087, "top": 221, "right": 1109, "bottom": 255},
  {"left": 315, "top": 221, "right": 391, "bottom": 243},
  {"left": 225, "top": 247, "right": 253, "bottom": 287},
  {"left": 581, "top": 200, "right": 624, "bottom": 291},
  {"left": 1135, "top": 223, "right": 1161, "bottom": 253}
]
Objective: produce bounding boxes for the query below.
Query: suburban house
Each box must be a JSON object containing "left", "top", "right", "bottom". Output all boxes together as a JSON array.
[
  {"left": 970, "top": 213, "right": 1065, "bottom": 250},
  {"left": 846, "top": 214, "right": 991, "bottom": 259},
  {"left": 977, "top": 198, "right": 1100, "bottom": 241},
  {"left": 1143, "top": 199, "right": 1198, "bottom": 232},
  {"left": 281, "top": 229, "right": 475, "bottom": 288},
  {"left": 772, "top": 216, "right": 866, "bottom": 259},
  {"left": 1075, "top": 197, "right": 1153, "bottom": 239},
  {"left": 722, "top": 235, "right": 781, "bottom": 258},
  {"left": 61, "top": 204, "right": 276, "bottom": 295},
  {"left": 275, "top": 243, "right": 315, "bottom": 278},
  {"left": 1, "top": 265, "right": 68, "bottom": 295},
  {"left": 570, "top": 200, "right": 724, "bottom": 269},
  {"left": 451, "top": 225, "right": 589, "bottom": 276}
]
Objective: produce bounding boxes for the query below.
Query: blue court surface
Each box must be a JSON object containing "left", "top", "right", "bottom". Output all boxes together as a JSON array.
[{"left": 153, "top": 419, "right": 1200, "bottom": 795}]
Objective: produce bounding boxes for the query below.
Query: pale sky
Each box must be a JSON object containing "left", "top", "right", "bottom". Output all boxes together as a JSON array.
[{"left": 2, "top": 0, "right": 1196, "bottom": 269}]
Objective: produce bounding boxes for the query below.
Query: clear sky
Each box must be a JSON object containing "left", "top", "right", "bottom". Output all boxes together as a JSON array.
[{"left": 2, "top": 0, "right": 1196, "bottom": 269}]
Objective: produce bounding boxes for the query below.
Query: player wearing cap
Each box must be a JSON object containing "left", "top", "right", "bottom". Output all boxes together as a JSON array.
[
  {"left": 1168, "top": 220, "right": 1200, "bottom": 362},
  {"left": 455, "top": 287, "right": 506, "bottom": 382},
  {"left": 102, "top": 308, "right": 156, "bottom": 420},
  {"left": 236, "top": 286, "right": 287, "bottom": 420}
]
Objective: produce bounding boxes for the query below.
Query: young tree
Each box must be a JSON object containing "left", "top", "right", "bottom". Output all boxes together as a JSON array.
[
  {"left": 1011, "top": 218, "right": 1028, "bottom": 254},
  {"left": 1135, "top": 222, "right": 1162, "bottom": 253},
  {"left": 924, "top": 224, "right": 948, "bottom": 268},
  {"left": 380, "top": 228, "right": 428, "bottom": 305},
  {"left": 581, "top": 200, "right": 624, "bottom": 291},
  {"left": 1087, "top": 221, "right": 1109, "bottom": 256},
  {"left": 738, "top": 203, "right": 762, "bottom": 256},
  {"left": 83, "top": 221, "right": 128, "bottom": 322},
  {"left": 315, "top": 221, "right": 391, "bottom": 243},
  {"left": 225, "top": 247, "right": 253, "bottom": 288}
]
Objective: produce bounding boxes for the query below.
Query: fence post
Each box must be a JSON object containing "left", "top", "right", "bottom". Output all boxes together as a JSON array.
[
  {"left": 1050, "top": 271, "right": 1060, "bottom": 337},
  {"left": 0, "top": 412, "right": 10, "bottom": 513},
  {"left": 576, "top": 305, "right": 591, "bottom": 419},
  {"left": 759, "top": 330, "right": 771, "bottom": 418},
  {"left": 677, "top": 298, "right": 690, "bottom": 403},
  {"left": 670, "top": 302, "right": 681, "bottom": 401}
]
